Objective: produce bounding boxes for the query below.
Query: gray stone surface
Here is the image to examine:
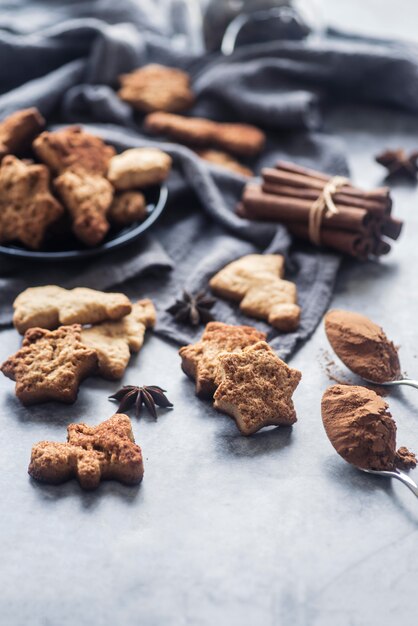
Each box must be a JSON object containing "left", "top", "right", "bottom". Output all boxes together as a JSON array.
[{"left": 2, "top": 5, "right": 418, "bottom": 626}]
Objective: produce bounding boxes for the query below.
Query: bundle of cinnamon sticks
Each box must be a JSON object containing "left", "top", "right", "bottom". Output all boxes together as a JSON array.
[{"left": 237, "top": 160, "right": 403, "bottom": 260}]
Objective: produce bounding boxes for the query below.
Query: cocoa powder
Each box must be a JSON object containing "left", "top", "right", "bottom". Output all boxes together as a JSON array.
[
  {"left": 321, "top": 384, "right": 415, "bottom": 471},
  {"left": 324, "top": 309, "right": 400, "bottom": 384},
  {"left": 395, "top": 446, "right": 417, "bottom": 470},
  {"left": 319, "top": 348, "right": 389, "bottom": 396}
]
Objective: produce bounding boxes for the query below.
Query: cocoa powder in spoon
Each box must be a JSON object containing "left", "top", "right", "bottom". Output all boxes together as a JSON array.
[
  {"left": 324, "top": 309, "right": 400, "bottom": 383},
  {"left": 321, "top": 385, "right": 416, "bottom": 471}
]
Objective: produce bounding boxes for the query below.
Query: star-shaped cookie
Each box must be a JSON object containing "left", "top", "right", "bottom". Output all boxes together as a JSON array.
[
  {"left": 33, "top": 125, "right": 115, "bottom": 175},
  {"left": 1, "top": 325, "right": 98, "bottom": 405},
  {"left": 29, "top": 413, "right": 144, "bottom": 490},
  {"left": 213, "top": 341, "right": 301, "bottom": 435},
  {"left": 81, "top": 299, "right": 156, "bottom": 379},
  {"left": 179, "top": 321, "right": 266, "bottom": 398},
  {"left": 0, "top": 156, "right": 64, "bottom": 249}
]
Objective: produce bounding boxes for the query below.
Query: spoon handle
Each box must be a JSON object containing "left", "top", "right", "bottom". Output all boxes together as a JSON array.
[
  {"left": 385, "top": 379, "right": 418, "bottom": 390},
  {"left": 390, "top": 470, "right": 418, "bottom": 497}
]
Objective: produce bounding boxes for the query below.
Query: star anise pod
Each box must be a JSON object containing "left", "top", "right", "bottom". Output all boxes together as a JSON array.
[
  {"left": 109, "top": 385, "right": 173, "bottom": 418},
  {"left": 166, "top": 290, "right": 216, "bottom": 326},
  {"left": 375, "top": 148, "right": 418, "bottom": 179}
]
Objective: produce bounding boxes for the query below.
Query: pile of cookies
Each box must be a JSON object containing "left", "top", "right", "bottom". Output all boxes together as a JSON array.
[
  {"left": 0, "top": 285, "right": 158, "bottom": 490},
  {"left": 116, "top": 63, "right": 264, "bottom": 177},
  {"left": 0, "top": 108, "right": 172, "bottom": 250},
  {"left": 172, "top": 254, "right": 302, "bottom": 434},
  {"left": 180, "top": 321, "right": 301, "bottom": 436},
  {"left": 1, "top": 275, "right": 303, "bottom": 489},
  {"left": 2, "top": 285, "right": 156, "bottom": 403}
]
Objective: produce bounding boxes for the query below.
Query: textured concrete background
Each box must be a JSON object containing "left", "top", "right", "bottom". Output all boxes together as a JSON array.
[{"left": 1, "top": 2, "right": 418, "bottom": 625}]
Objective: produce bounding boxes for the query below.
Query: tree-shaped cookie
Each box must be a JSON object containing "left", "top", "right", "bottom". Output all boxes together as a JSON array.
[
  {"left": 213, "top": 341, "right": 301, "bottom": 435},
  {"left": 1, "top": 325, "right": 98, "bottom": 405},
  {"left": 209, "top": 254, "right": 301, "bottom": 332},
  {"left": 29, "top": 413, "right": 144, "bottom": 489}
]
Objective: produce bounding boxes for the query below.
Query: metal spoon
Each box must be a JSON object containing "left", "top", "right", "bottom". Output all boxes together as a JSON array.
[
  {"left": 363, "top": 377, "right": 418, "bottom": 390},
  {"left": 361, "top": 468, "right": 418, "bottom": 497}
]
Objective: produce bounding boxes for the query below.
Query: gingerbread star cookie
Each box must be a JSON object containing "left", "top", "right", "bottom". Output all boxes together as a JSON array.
[
  {"left": 107, "top": 148, "right": 172, "bottom": 191},
  {"left": 118, "top": 64, "right": 194, "bottom": 113},
  {"left": 1, "top": 325, "right": 98, "bottom": 405},
  {"left": 29, "top": 413, "right": 144, "bottom": 489},
  {"left": 81, "top": 299, "right": 156, "bottom": 379},
  {"left": 0, "top": 108, "right": 45, "bottom": 159},
  {"left": 210, "top": 254, "right": 301, "bottom": 332},
  {"left": 213, "top": 341, "right": 301, "bottom": 435},
  {"left": 33, "top": 125, "right": 115, "bottom": 175},
  {"left": 0, "top": 156, "right": 64, "bottom": 249},
  {"left": 13, "top": 286, "right": 132, "bottom": 334},
  {"left": 179, "top": 321, "right": 266, "bottom": 398}
]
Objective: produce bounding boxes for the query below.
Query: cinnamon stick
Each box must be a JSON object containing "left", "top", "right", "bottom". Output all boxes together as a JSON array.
[
  {"left": 261, "top": 182, "right": 390, "bottom": 216},
  {"left": 275, "top": 161, "right": 391, "bottom": 202},
  {"left": 237, "top": 158, "right": 401, "bottom": 261},
  {"left": 276, "top": 160, "right": 330, "bottom": 182},
  {"left": 263, "top": 168, "right": 391, "bottom": 206},
  {"left": 286, "top": 222, "right": 373, "bottom": 261},
  {"left": 243, "top": 184, "right": 373, "bottom": 234},
  {"left": 238, "top": 201, "right": 373, "bottom": 259},
  {"left": 372, "top": 239, "right": 392, "bottom": 256},
  {"left": 381, "top": 217, "right": 403, "bottom": 241}
]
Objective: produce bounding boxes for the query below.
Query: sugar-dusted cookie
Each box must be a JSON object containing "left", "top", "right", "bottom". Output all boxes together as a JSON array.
[
  {"left": 1, "top": 325, "right": 98, "bottom": 405},
  {"left": 144, "top": 112, "right": 265, "bottom": 157},
  {"left": 0, "top": 156, "right": 64, "bottom": 249},
  {"left": 108, "top": 191, "right": 147, "bottom": 225},
  {"left": 209, "top": 254, "right": 301, "bottom": 332},
  {"left": 54, "top": 169, "right": 113, "bottom": 246},
  {"left": 179, "top": 321, "right": 266, "bottom": 398},
  {"left": 197, "top": 150, "right": 253, "bottom": 178},
  {"left": 13, "top": 286, "right": 132, "bottom": 334},
  {"left": 29, "top": 413, "right": 144, "bottom": 489},
  {"left": 118, "top": 64, "right": 195, "bottom": 113},
  {"left": 213, "top": 341, "right": 301, "bottom": 435},
  {"left": 0, "top": 108, "right": 45, "bottom": 159},
  {"left": 81, "top": 299, "right": 156, "bottom": 379},
  {"left": 33, "top": 125, "right": 115, "bottom": 175},
  {"left": 107, "top": 148, "right": 172, "bottom": 190}
]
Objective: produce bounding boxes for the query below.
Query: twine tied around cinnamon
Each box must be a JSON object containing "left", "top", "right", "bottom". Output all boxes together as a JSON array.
[{"left": 308, "top": 176, "right": 350, "bottom": 246}]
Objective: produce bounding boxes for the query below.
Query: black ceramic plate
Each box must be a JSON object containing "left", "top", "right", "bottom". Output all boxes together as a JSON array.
[{"left": 0, "top": 184, "right": 168, "bottom": 261}]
